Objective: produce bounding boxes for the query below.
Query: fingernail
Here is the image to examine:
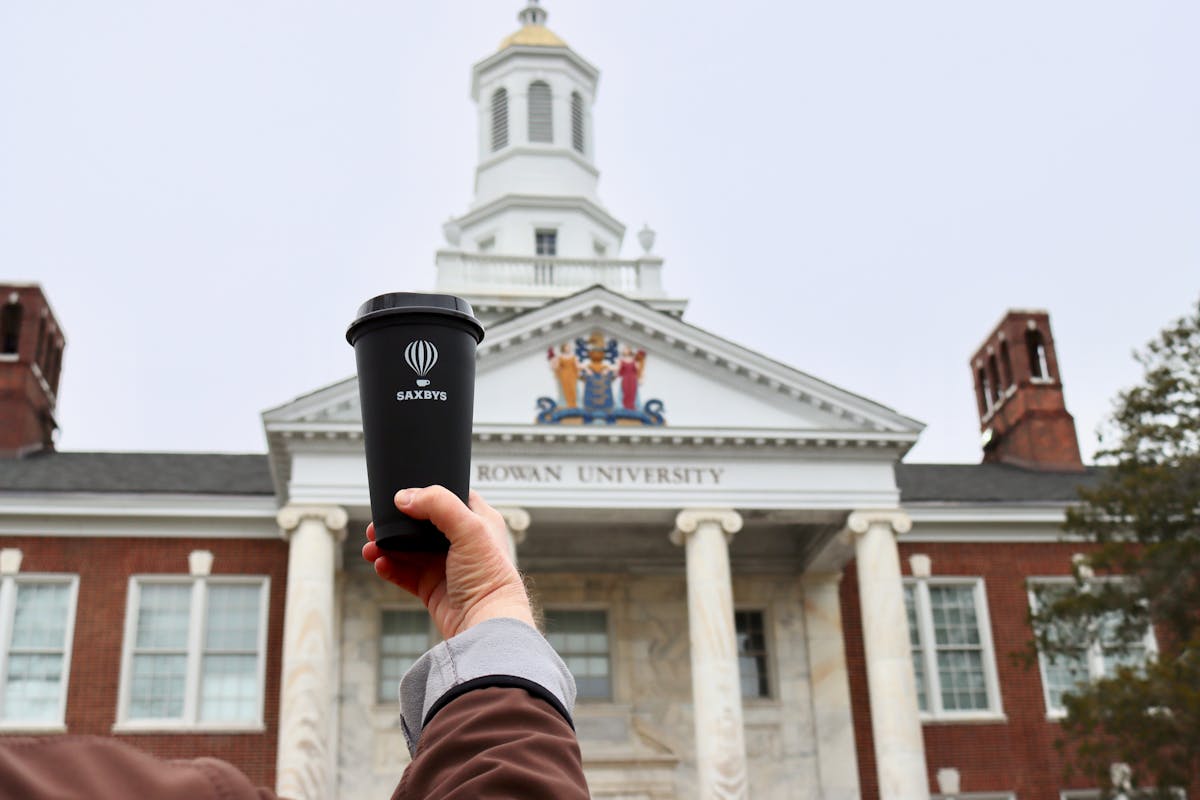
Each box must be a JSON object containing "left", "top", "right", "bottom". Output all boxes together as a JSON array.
[{"left": 396, "top": 489, "right": 414, "bottom": 506}]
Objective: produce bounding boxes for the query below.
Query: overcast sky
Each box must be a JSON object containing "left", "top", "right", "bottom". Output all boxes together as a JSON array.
[{"left": 1, "top": 1, "right": 1196, "bottom": 463}]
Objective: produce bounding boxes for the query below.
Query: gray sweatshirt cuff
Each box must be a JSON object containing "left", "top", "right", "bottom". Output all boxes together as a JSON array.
[{"left": 398, "top": 617, "right": 577, "bottom": 754}]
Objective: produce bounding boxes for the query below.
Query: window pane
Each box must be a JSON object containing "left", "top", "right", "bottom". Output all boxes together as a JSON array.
[
  {"left": 936, "top": 648, "right": 989, "bottom": 711},
  {"left": 904, "top": 585, "right": 928, "bottom": 711},
  {"left": 735, "top": 611, "right": 769, "bottom": 699},
  {"left": 136, "top": 584, "right": 191, "bottom": 650},
  {"left": 545, "top": 610, "right": 610, "bottom": 699},
  {"left": 929, "top": 585, "right": 980, "bottom": 647},
  {"left": 379, "top": 610, "right": 431, "bottom": 702},
  {"left": 205, "top": 584, "right": 261, "bottom": 651},
  {"left": 3, "top": 653, "right": 63, "bottom": 722},
  {"left": 129, "top": 653, "right": 187, "bottom": 719},
  {"left": 11, "top": 583, "right": 70, "bottom": 649},
  {"left": 1044, "top": 650, "right": 1089, "bottom": 711},
  {"left": 200, "top": 654, "right": 258, "bottom": 722}
]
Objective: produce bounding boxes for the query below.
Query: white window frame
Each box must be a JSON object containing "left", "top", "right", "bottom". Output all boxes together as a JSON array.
[
  {"left": 0, "top": 573, "right": 79, "bottom": 731},
  {"left": 1029, "top": 577, "right": 1158, "bottom": 719},
  {"left": 115, "top": 575, "right": 269, "bottom": 732},
  {"left": 905, "top": 576, "right": 1005, "bottom": 722},
  {"left": 734, "top": 606, "right": 773, "bottom": 701}
]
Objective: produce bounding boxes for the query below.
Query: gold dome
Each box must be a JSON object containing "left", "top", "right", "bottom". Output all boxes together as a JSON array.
[{"left": 499, "top": 23, "right": 568, "bottom": 51}]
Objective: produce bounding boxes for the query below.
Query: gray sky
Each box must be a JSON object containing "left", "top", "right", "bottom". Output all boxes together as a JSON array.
[{"left": 2, "top": 1, "right": 1197, "bottom": 463}]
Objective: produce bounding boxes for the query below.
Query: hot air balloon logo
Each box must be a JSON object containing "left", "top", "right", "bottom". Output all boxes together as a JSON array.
[{"left": 404, "top": 340, "right": 439, "bottom": 387}]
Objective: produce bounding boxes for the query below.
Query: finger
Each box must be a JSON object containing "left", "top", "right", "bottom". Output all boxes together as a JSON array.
[
  {"left": 396, "top": 485, "right": 483, "bottom": 546},
  {"left": 366, "top": 522, "right": 376, "bottom": 542},
  {"left": 468, "top": 490, "right": 506, "bottom": 529},
  {"left": 363, "top": 539, "right": 381, "bottom": 563},
  {"left": 374, "top": 553, "right": 445, "bottom": 598}
]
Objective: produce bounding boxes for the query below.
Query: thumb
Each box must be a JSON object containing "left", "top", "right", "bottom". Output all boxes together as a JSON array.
[{"left": 395, "top": 485, "right": 490, "bottom": 548}]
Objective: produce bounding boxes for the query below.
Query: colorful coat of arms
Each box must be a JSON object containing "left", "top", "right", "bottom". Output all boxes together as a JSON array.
[{"left": 537, "top": 332, "right": 665, "bottom": 425}]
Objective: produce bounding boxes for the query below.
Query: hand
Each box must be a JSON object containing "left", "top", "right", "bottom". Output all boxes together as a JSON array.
[{"left": 361, "top": 486, "right": 535, "bottom": 640}]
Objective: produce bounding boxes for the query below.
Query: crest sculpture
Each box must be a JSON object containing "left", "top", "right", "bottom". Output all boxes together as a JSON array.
[{"left": 537, "top": 332, "right": 665, "bottom": 425}]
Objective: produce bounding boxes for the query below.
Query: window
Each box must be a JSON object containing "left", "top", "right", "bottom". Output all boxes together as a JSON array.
[
  {"left": 119, "top": 577, "right": 268, "bottom": 729},
  {"left": 999, "top": 341, "right": 1014, "bottom": 389},
  {"left": 904, "top": 578, "right": 1002, "bottom": 718},
  {"left": 976, "top": 368, "right": 989, "bottom": 416},
  {"left": 528, "top": 81, "right": 553, "bottom": 143},
  {"left": 987, "top": 355, "right": 1002, "bottom": 406},
  {"left": 1029, "top": 580, "right": 1157, "bottom": 717},
  {"left": 379, "top": 609, "right": 435, "bottom": 703},
  {"left": 570, "top": 91, "right": 585, "bottom": 153},
  {"left": 544, "top": 609, "right": 610, "bottom": 700},
  {"left": 33, "top": 317, "right": 46, "bottom": 365},
  {"left": 735, "top": 610, "right": 770, "bottom": 699},
  {"left": 0, "top": 301, "right": 21, "bottom": 355},
  {"left": 1026, "top": 329, "right": 1051, "bottom": 380},
  {"left": 0, "top": 575, "right": 78, "bottom": 726},
  {"left": 535, "top": 229, "right": 557, "bottom": 256},
  {"left": 592, "top": 240, "right": 607, "bottom": 257},
  {"left": 490, "top": 88, "right": 509, "bottom": 151}
]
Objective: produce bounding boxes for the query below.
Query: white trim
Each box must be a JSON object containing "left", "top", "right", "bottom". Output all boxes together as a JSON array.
[
  {"left": 0, "top": 494, "right": 279, "bottom": 538},
  {"left": 116, "top": 575, "right": 270, "bottom": 732},
  {"left": 904, "top": 504, "right": 1072, "bottom": 529},
  {"left": 905, "top": 576, "right": 1005, "bottom": 722},
  {"left": 0, "top": 573, "right": 79, "bottom": 727}
]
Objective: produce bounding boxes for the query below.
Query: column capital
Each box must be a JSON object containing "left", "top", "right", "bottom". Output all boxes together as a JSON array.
[
  {"left": 494, "top": 506, "right": 531, "bottom": 545},
  {"left": 846, "top": 509, "right": 912, "bottom": 538},
  {"left": 277, "top": 504, "right": 349, "bottom": 540},
  {"left": 670, "top": 508, "right": 743, "bottom": 546}
]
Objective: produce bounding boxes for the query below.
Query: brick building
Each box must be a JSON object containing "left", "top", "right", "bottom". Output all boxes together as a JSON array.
[{"left": 0, "top": 5, "right": 1182, "bottom": 800}]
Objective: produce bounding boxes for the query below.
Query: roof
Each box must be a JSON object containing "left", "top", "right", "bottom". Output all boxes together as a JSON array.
[
  {"left": 499, "top": 24, "right": 567, "bottom": 50},
  {"left": 896, "top": 462, "right": 1102, "bottom": 504},
  {"left": 0, "top": 452, "right": 274, "bottom": 495}
]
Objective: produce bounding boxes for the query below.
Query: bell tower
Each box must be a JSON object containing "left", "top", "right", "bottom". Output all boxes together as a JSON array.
[
  {"left": 434, "top": 2, "right": 684, "bottom": 323},
  {"left": 0, "top": 284, "right": 65, "bottom": 457},
  {"left": 970, "top": 310, "right": 1083, "bottom": 472}
]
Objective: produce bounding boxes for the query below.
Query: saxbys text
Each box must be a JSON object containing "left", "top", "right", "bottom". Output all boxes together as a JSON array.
[{"left": 397, "top": 389, "right": 448, "bottom": 401}]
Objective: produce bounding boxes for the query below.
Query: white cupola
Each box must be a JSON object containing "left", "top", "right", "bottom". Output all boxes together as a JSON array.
[{"left": 434, "top": 2, "right": 685, "bottom": 323}]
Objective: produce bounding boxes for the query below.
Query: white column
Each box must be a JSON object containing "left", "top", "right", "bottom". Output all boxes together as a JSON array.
[
  {"left": 275, "top": 504, "right": 348, "bottom": 800},
  {"left": 847, "top": 510, "right": 929, "bottom": 800},
  {"left": 802, "top": 571, "right": 861, "bottom": 800},
  {"left": 671, "top": 509, "right": 748, "bottom": 800},
  {"left": 495, "top": 506, "right": 530, "bottom": 566}
]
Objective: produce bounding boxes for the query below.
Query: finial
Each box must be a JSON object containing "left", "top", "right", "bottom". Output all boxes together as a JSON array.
[
  {"left": 637, "top": 223, "right": 656, "bottom": 254},
  {"left": 518, "top": 0, "right": 548, "bottom": 27}
]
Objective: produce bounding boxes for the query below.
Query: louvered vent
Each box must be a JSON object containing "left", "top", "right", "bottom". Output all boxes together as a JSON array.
[
  {"left": 528, "top": 81, "right": 553, "bottom": 143},
  {"left": 570, "top": 92, "right": 584, "bottom": 153},
  {"left": 491, "top": 88, "right": 509, "bottom": 151}
]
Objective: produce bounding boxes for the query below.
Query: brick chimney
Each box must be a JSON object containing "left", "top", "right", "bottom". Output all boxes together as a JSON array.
[
  {"left": 970, "top": 310, "right": 1083, "bottom": 472},
  {"left": 0, "top": 284, "right": 65, "bottom": 457}
]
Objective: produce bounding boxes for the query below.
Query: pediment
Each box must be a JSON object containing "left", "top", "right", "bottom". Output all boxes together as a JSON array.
[
  {"left": 262, "top": 287, "right": 923, "bottom": 440},
  {"left": 472, "top": 287, "right": 923, "bottom": 436}
]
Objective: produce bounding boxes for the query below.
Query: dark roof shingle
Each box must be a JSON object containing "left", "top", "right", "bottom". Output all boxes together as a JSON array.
[
  {"left": 896, "top": 462, "right": 1102, "bottom": 504},
  {"left": 0, "top": 452, "right": 274, "bottom": 495}
]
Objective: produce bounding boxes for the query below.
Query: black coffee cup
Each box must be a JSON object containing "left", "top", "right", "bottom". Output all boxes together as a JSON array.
[{"left": 346, "top": 292, "right": 485, "bottom": 551}]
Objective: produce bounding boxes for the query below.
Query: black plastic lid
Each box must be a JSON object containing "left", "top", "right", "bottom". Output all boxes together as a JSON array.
[{"left": 346, "top": 292, "right": 485, "bottom": 345}]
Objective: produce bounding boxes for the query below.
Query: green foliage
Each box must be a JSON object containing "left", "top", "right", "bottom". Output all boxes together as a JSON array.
[{"left": 1029, "top": 298, "right": 1200, "bottom": 798}]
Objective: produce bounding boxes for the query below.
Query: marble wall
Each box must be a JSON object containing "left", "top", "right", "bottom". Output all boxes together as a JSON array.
[{"left": 335, "top": 569, "right": 828, "bottom": 799}]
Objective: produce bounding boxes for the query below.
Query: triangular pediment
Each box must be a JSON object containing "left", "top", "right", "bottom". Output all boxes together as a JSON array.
[
  {"left": 264, "top": 287, "right": 923, "bottom": 441},
  {"left": 471, "top": 286, "right": 923, "bottom": 435}
]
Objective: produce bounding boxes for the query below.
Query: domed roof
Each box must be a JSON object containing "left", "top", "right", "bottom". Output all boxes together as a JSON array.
[{"left": 499, "top": 23, "right": 568, "bottom": 51}]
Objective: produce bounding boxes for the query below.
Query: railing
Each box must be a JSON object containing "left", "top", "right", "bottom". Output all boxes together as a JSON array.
[{"left": 437, "top": 251, "right": 663, "bottom": 296}]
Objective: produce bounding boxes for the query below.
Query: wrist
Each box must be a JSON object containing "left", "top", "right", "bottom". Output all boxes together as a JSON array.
[{"left": 462, "top": 585, "right": 536, "bottom": 633}]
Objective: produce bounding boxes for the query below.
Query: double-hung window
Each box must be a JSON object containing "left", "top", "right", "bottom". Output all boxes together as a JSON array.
[
  {"left": 544, "top": 609, "right": 611, "bottom": 700},
  {"left": 1029, "top": 579, "right": 1157, "bottom": 717},
  {"left": 118, "top": 576, "right": 268, "bottom": 730},
  {"left": 0, "top": 574, "right": 78, "bottom": 728},
  {"left": 904, "top": 577, "right": 1003, "bottom": 720},
  {"left": 378, "top": 608, "right": 436, "bottom": 703},
  {"left": 735, "top": 610, "right": 770, "bottom": 699}
]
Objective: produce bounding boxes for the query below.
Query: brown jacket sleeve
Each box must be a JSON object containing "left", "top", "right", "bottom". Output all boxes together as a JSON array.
[
  {"left": 392, "top": 686, "right": 590, "bottom": 800},
  {"left": 0, "top": 735, "right": 280, "bottom": 800}
]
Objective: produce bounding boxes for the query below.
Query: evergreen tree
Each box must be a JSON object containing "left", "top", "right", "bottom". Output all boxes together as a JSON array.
[{"left": 1029, "top": 298, "right": 1200, "bottom": 798}]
